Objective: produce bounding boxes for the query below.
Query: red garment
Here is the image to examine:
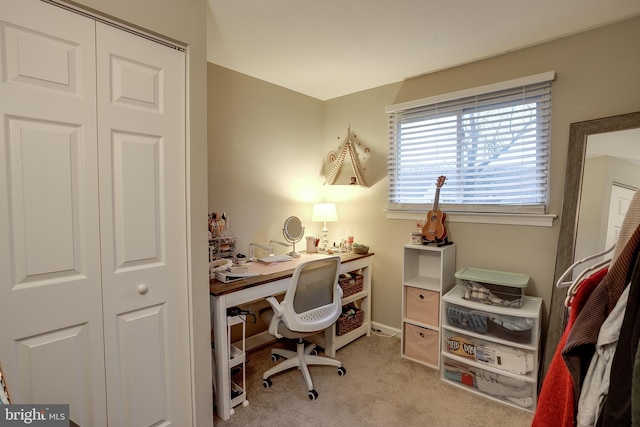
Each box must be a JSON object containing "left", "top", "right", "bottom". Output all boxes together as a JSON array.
[{"left": 532, "top": 267, "right": 608, "bottom": 427}]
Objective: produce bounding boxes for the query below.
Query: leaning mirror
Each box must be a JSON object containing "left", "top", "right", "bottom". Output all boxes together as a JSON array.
[
  {"left": 543, "top": 111, "right": 640, "bottom": 377},
  {"left": 283, "top": 216, "right": 305, "bottom": 257}
]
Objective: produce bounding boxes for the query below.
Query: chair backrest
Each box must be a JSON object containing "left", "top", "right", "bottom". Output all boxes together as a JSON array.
[{"left": 279, "top": 256, "right": 342, "bottom": 333}]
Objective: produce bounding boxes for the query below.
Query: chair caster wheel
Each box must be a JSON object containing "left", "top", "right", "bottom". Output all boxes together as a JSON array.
[
  {"left": 262, "top": 378, "right": 272, "bottom": 388},
  {"left": 337, "top": 366, "right": 346, "bottom": 376},
  {"left": 310, "top": 348, "right": 318, "bottom": 356},
  {"left": 308, "top": 389, "right": 318, "bottom": 400},
  {"left": 271, "top": 354, "right": 279, "bottom": 362}
]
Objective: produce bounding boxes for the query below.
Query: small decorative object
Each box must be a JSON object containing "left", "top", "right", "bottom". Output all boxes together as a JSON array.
[
  {"left": 352, "top": 243, "right": 369, "bottom": 254},
  {"left": 410, "top": 232, "right": 422, "bottom": 245},
  {"left": 234, "top": 253, "right": 247, "bottom": 266}
]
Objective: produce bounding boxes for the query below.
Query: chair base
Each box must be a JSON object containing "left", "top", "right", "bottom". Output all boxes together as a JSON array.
[{"left": 263, "top": 338, "right": 343, "bottom": 394}]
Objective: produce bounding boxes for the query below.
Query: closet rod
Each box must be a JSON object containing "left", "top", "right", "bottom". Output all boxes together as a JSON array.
[{"left": 41, "top": 0, "right": 186, "bottom": 52}]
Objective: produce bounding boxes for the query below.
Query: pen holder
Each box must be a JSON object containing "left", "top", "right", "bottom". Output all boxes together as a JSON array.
[{"left": 306, "top": 236, "right": 318, "bottom": 253}]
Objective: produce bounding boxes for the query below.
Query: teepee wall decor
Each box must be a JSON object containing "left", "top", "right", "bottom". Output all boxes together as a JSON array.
[{"left": 325, "top": 126, "right": 370, "bottom": 186}]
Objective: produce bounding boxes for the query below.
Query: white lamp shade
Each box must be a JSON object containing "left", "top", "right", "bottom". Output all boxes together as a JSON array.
[{"left": 312, "top": 203, "right": 337, "bottom": 222}]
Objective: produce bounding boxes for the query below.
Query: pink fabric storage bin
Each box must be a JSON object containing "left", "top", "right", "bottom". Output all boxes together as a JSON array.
[
  {"left": 403, "top": 323, "right": 439, "bottom": 367},
  {"left": 405, "top": 287, "right": 439, "bottom": 327}
]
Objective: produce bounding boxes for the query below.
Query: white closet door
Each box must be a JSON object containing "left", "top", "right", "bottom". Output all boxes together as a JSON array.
[
  {"left": 606, "top": 184, "right": 636, "bottom": 250},
  {"left": 0, "top": 0, "right": 107, "bottom": 425},
  {"left": 96, "top": 23, "right": 191, "bottom": 427}
]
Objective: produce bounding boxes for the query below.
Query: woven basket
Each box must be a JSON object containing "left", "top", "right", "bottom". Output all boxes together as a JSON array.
[
  {"left": 338, "top": 273, "right": 363, "bottom": 297},
  {"left": 336, "top": 306, "right": 363, "bottom": 336}
]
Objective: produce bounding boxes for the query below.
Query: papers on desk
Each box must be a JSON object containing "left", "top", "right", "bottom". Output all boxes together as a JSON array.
[
  {"left": 257, "top": 254, "right": 293, "bottom": 264},
  {"left": 216, "top": 270, "right": 260, "bottom": 283}
]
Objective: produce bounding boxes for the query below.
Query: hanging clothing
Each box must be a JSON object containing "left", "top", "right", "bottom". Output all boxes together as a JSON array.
[
  {"left": 632, "top": 342, "right": 640, "bottom": 425},
  {"left": 563, "top": 225, "right": 640, "bottom": 407},
  {"left": 598, "top": 234, "right": 640, "bottom": 426},
  {"left": 532, "top": 267, "right": 608, "bottom": 427},
  {"left": 577, "top": 285, "right": 630, "bottom": 427}
]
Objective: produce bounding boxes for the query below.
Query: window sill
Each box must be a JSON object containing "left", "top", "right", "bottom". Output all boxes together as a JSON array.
[{"left": 386, "top": 211, "right": 557, "bottom": 227}]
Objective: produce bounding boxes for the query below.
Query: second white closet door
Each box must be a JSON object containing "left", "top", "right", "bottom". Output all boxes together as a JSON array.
[{"left": 96, "top": 23, "right": 191, "bottom": 427}]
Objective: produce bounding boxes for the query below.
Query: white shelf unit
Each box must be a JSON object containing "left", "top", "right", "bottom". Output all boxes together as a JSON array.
[
  {"left": 306, "top": 255, "right": 372, "bottom": 357},
  {"left": 401, "top": 243, "right": 456, "bottom": 369},
  {"left": 227, "top": 315, "right": 249, "bottom": 414},
  {"left": 440, "top": 286, "right": 542, "bottom": 412}
]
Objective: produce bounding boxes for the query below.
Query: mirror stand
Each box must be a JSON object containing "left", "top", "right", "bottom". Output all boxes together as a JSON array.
[{"left": 286, "top": 239, "right": 302, "bottom": 257}]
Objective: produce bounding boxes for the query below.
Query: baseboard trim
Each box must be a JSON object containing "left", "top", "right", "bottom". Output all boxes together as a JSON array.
[{"left": 371, "top": 322, "right": 401, "bottom": 338}]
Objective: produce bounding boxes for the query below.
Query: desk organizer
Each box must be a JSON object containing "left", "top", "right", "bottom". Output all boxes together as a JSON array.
[
  {"left": 336, "top": 305, "right": 363, "bottom": 336},
  {"left": 455, "top": 267, "right": 529, "bottom": 308},
  {"left": 338, "top": 273, "right": 363, "bottom": 297}
]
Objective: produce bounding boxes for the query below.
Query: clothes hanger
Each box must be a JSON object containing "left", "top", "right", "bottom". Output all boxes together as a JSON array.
[
  {"left": 564, "top": 258, "right": 610, "bottom": 307},
  {"left": 555, "top": 243, "right": 615, "bottom": 288}
]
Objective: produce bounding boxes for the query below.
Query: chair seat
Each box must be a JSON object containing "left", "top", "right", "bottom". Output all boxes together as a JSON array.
[{"left": 259, "top": 307, "right": 311, "bottom": 340}]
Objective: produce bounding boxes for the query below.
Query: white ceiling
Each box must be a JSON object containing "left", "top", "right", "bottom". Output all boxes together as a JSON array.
[{"left": 206, "top": 0, "right": 640, "bottom": 100}]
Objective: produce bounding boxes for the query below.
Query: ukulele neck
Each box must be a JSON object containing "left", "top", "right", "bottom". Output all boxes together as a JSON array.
[{"left": 432, "top": 188, "right": 441, "bottom": 212}]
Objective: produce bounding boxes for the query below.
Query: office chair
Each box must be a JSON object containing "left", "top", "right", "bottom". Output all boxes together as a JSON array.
[{"left": 260, "top": 256, "right": 346, "bottom": 400}]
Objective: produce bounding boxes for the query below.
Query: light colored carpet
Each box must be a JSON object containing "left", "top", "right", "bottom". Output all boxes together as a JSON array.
[{"left": 214, "top": 333, "right": 534, "bottom": 426}]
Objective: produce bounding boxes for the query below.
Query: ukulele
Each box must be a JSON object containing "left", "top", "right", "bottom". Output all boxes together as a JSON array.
[{"left": 422, "top": 176, "right": 447, "bottom": 242}]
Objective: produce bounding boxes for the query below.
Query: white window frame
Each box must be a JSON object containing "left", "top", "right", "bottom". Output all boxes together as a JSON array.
[{"left": 386, "top": 72, "right": 557, "bottom": 227}]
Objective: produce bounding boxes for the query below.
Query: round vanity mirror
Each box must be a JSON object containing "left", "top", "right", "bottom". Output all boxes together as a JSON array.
[{"left": 283, "top": 216, "right": 304, "bottom": 257}]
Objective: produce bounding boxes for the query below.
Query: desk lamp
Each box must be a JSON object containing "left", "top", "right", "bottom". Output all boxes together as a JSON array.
[{"left": 312, "top": 203, "right": 337, "bottom": 252}]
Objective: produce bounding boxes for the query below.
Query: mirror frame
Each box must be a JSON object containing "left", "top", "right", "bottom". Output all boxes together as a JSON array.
[
  {"left": 283, "top": 216, "right": 304, "bottom": 242},
  {"left": 543, "top": 110, "right": 640, "bottom": 376},
  {"left": 283, "top": 216, "right": 305, "bottom": 258}
]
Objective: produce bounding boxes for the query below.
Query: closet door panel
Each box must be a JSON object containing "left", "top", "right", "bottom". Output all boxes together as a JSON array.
[
  {"left": 116, "top": 305, "right": 169, "bottom": 427},
  {"left": 8, "top": 119, "right": 83, "bottom": 282},
  {"left": 16, "top": 325, "right": 93, "bottom": 422},
  {"left": 96, "top": 23, "right": 191, "bottom": 426},
  {"left": 111, "top": 132, "right": 161, "bottom": 267},
  {"left": 0, "top": 2, "right": 107, "bottom": 426}
]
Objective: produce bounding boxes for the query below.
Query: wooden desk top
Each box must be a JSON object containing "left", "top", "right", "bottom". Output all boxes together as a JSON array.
[{"left": 210, "top": 251, "right": 374, "bottom": 297}]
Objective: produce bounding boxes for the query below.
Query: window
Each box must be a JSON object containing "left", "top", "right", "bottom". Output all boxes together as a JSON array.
[{"left": 387, "top": 72, "right": 554, "bottom": 215}]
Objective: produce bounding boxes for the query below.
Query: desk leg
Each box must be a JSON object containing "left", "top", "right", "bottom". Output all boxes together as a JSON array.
[{"left": 212, "top": 295, "right": 231, "bottom": 420}]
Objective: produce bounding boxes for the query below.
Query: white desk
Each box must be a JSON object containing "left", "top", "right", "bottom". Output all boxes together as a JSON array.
[{"left": 210, "top": 252, "right": 373, "bottom": 420}]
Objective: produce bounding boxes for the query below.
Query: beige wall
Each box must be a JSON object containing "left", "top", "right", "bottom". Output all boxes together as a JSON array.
[
  {"left": 576, "top": 156, "right": 640, "bottom": 261},
  {"left": 208, "top": 16, "right": 640, "bottom": 341},
  {"left": 67, "top": 0, "right": 211, "bottom": 425}
]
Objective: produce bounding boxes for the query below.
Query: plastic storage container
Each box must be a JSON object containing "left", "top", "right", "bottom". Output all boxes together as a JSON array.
[
  {"left": 441, "top": 358, "right": 536, "bottom": 410},
  {"left": 455, "top": 268, "right": 529, "bottom": 308},
  {"left": 444, "top": 303, "right": 534, "bottom": 344}
]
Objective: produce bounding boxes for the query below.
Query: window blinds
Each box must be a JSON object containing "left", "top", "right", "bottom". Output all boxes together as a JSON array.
[{"left": 387, "top": 72, "right": 554, "bottom": 214}]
